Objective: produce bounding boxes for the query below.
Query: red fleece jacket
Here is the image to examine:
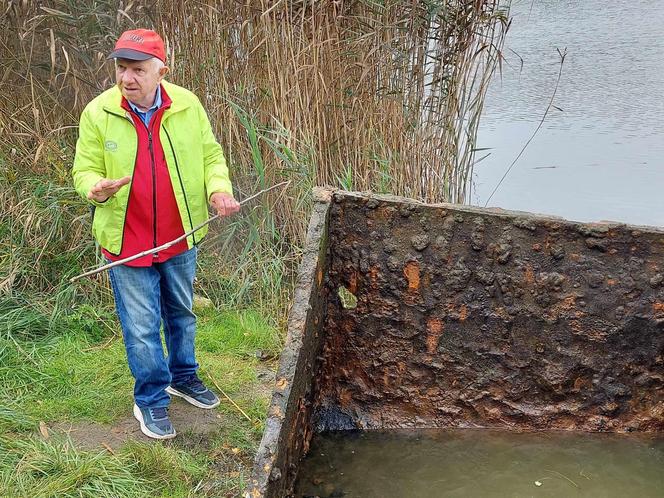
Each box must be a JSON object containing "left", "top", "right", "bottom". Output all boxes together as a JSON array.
[{"left": 102, "top": 86, "right": 188, "bottom": 266}]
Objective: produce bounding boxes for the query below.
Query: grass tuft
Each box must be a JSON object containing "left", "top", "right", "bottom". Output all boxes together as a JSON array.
[{"left": 0, "top": 435, "right": 206, "bottom": 497}]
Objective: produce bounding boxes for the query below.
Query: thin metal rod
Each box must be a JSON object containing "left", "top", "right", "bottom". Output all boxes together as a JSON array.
[{"left": 70, "top": 181, "right": 289, "bottom": 283}]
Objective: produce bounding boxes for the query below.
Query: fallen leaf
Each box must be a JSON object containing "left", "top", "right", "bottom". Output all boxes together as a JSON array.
[
  {"left": 39, "top": 421, "right": 49, "bottom": 439},
  {"left": 101, "top": 442, "right": 116, "bottom": 455},
  {"left": 231, "top": 447, "right": 241, "bottom": 454}
]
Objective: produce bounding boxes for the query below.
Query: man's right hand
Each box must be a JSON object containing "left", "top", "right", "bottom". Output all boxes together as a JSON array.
[{"left": 87, "top": 176, "right": 132, "bottom": 203}]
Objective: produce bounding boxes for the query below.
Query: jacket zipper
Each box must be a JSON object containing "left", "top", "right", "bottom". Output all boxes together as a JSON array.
[
  {"left": 147, "top": 128, "right": 158, "bottom": 249},
  {"left": 163, "top": 126, "right": 196, "bottom": 245}
]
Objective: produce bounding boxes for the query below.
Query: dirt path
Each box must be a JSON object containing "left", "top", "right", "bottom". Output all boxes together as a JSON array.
[
  {"left": 49, "top": 396, "right": 230, "bottom": 451},
  {"left": 44, "top": 366, "right": 276, "bottom": 452}
]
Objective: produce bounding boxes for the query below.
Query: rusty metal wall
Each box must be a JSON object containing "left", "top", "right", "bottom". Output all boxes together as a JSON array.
[{"left": 315, "top": 192, "right": 664, "bottom": 433}]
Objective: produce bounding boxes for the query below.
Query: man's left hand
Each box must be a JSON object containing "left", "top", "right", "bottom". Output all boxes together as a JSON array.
[{"left": 210, "top": 192, "right": 240, "bottom": 217}]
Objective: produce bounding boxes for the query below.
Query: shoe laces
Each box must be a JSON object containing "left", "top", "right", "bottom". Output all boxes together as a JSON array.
[
  {"left": 150, "top": 407, "right": 168, "bottom": 420},
  {"left": 182, "top": 375, "right": 206, "bottom": 392}
]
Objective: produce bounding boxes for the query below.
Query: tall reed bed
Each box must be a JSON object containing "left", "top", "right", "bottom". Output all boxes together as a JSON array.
[{"left": 0, "top": 1, "right": 509, "bottom": 324}]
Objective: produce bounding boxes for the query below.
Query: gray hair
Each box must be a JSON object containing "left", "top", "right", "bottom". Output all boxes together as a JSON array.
[
  {"left": 114, "top": 57, "right": 165, "bottom": 71},
  {"left": 150, "top": 57, "right": 165, "bottom": 70}
]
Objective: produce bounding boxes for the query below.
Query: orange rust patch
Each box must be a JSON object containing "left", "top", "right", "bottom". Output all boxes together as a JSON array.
[
  {"left": 523, "top": 265, "right": 535, "bottom": 286},
  {"left": 275, "top": 378, "right": 288, "bottom": 390},
  {"left": 339, "top": 387, "right": 353, "bottom": 407},
  {"left": 369, "top": 266, "right": 379, "bottom": 289},
  {"left": 573, "top": 377, "right": 591, "bottom": 392},
  {"left": 349, "top": 270, "right": 358, "bottom": 294},
  {"left": 459, "top": 305, "right": 468, "bottom": 322},
  {"left": 545, "top": 295, "right": 580, "bottom": 321},
  {"left": 560, "top": 295, "right": 577, "bottom": 309},
  {"left": 382, "top": 371, "right": 390, "bottom": 389},
  {"left": 653, "top": 302, "right": 664, "bottom": 314},
  {"left": 426, "top": 318, "right": 444, "bottom": 354},
  {"left": 404, "top": 261, "right": 421, "bottom": 291},
  {"left": 341, "top": 318, "right": 354, "bottom": 334},
  {"left": 569, "top": 319, "right": 584, "bottom": 334},
  {"left": 493, "top": 306, "right": 510, "bottom": 320}
]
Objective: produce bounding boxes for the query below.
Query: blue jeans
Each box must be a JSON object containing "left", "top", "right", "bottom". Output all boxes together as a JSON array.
[{"left": 108, "top": 247, "right": 199, "bottom": 409}]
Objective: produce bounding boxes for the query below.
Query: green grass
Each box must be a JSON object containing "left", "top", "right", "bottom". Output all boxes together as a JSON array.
[
  {"left": 0, "top": 306, "right": 281, "bottom": 496},
  {"left": 196, "top": 307, "right": 282, "bottom": 357},
  {"left": 0, "top": 435, "right": 207, "bottom": 497}
]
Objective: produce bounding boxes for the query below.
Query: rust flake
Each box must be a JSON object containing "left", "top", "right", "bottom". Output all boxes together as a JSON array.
[
  {"left": 653, "top": 302, "right": 664, "bottom": 315},
  {"left": 523, "top": 264, "right": 535, "bottom": 286},
  {"left": 349, "top": 270, "right": 358, "bottom": 295},
  {"left": 275, "top": 378, "right": 289, "bottom": 391},
  {"left": 404, "top": 261, "right": 421, "bottom": 291},
  {"left": 369, "top": 265, "right": 380, "bottom": 289},
  {"left": 426, "top": 317, "right": 444, "bottom": 354},
  {"left": 339, "top": 387, "right": 353, "bottom": 408}
]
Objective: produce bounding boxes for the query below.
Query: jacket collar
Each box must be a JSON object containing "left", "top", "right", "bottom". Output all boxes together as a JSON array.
[{"left": 102, "top": 80, "right": 189, "bottom": 118}]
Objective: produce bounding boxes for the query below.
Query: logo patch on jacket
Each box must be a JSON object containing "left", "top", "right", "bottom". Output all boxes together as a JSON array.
[{"left": 104, "top": 140, "right": 118, "bottom": 152}]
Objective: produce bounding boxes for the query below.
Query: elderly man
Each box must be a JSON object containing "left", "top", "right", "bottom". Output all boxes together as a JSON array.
[{"left": 72, "top": 29, "right": 239, "bottom": 439}]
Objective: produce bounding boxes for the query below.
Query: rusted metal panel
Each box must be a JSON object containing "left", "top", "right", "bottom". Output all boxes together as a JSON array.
[
  {"left": 316, "top": 192, "right": 664, "bottom": 433},
  {"left": 250, "top": 190, "right": 664, "bottom": 497}
]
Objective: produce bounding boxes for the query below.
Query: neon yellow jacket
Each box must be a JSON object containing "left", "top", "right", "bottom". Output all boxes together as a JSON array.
[{"left": 72, "top": 80, "right": 232, "bottom": 253}]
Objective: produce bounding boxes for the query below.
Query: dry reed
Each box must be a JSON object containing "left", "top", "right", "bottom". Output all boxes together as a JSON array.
[{"left": 0, "top": 0, "right": 509, "bottom": 312}]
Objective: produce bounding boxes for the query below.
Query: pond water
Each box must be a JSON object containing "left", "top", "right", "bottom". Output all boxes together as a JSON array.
[
  {"left": 473, "top": 0, "right": 664, "bottom": 228},
  {"left": 294, "top": 429, "right": 664, "bottom": 498}
]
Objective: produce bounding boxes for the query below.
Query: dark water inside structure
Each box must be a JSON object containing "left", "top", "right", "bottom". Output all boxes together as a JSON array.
[
  {"left": 294, "top": 429, "right": 664, "bottom": 498},
  {"left": 474, "top": 0, "right": 664, "bottom": 228}
]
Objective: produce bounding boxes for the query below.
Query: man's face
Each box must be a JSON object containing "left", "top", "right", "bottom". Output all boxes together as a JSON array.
[{"left": 115, "top": 58, "right": 167, "bottom": 105}]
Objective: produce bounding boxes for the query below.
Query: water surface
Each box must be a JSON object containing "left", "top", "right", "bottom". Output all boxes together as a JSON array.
[
  {"left": 474, "top": 0, "right": 664, "bottom": 227},
  {"left": 295, "top": 429, "right": 664, "bottom": 497}
]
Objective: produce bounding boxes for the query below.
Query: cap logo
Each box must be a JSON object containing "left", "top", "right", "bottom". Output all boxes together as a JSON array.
[{"left": 125, "top": 34, "right": 144, "bottom": 44}]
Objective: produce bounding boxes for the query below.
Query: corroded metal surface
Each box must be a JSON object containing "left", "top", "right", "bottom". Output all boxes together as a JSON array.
[
  {"left": 315, "top": 192, "right": 664, "bottom": 433},
  {"left": 250, "top": 190, "right": 664, "bottom": 497},
  {"left": 246, "top": 190, "right": 331, "bottom": 498}
]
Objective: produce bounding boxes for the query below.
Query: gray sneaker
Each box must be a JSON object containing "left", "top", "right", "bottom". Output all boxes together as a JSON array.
[
  {"left": 166, "top": 376, "right": 220, "bottom": 409},
  {"left": 133, "top": 404, "right": 176, "bottom": 439}
]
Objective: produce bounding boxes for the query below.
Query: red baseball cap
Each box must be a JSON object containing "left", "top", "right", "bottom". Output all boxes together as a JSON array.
[{"left": 107, "top": 29, "right": 166, "bottom": 63}]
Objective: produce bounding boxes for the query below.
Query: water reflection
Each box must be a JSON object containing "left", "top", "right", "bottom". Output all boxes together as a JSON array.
[{"left": 474, "top": 0, "right": 664, "bottom": 227}]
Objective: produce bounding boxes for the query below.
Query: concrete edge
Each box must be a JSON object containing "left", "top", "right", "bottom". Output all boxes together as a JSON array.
[
  {"left": 245, "top": 189, "right": 332, "bottom": 498},
  {"left": 333, "top": 190, "right": 664, "bottom": 233}
]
